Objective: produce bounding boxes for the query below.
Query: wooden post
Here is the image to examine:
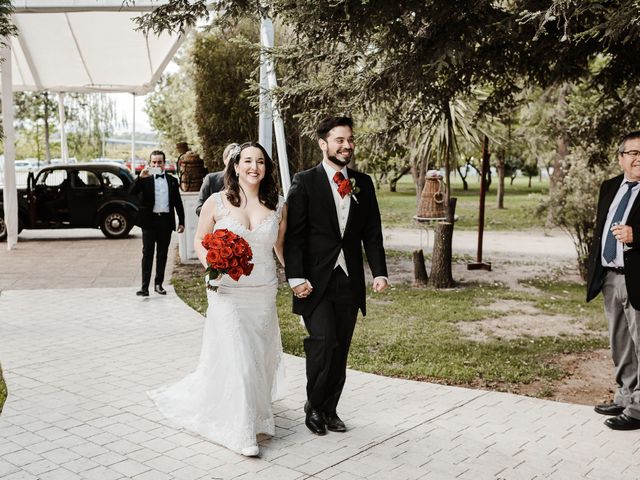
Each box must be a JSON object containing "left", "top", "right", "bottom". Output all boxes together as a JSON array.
[{"left": 468, "top": 135, "right": 492, "bottom": 271}]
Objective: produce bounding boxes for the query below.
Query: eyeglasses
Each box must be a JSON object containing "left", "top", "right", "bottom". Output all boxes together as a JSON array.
[{"left": 621, "top": 150, "right": 640, "bottom": 158}]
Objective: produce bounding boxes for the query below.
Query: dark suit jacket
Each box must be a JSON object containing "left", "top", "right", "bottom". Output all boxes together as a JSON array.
[
  {"left": 284, "top": 164, "right": 387, "bottom": 317},
  {"left": 196, "top": 171, "right": 225, "bottom": 216},
  {"left": 130, "top": 174, "right": 185, "bottom": 231},
  {"left": 586, "top": 174, "right": 640, "bottom": 309}
]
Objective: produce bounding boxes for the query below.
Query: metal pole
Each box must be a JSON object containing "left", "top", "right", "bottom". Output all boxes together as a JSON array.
[
  {"left": 131, "top": 93, "right": 136, "bottom": 170},
  {"left": 259, "top": 16, "right": 291, "bottom": 195},
  {"left": 1, "top": 42, "right": 17, "bottom": 249},
  {"left": 58, "top": 92, "right": 68, "bottom": 163},
  {"left": 467, "top": 135, "right": 492, "bottom": 271},
  {"left": 258, "top": 17, "right": 273, "bottom": 158}
]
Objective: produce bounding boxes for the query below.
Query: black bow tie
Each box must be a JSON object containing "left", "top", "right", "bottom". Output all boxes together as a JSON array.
[{"left": 155, "top": 173, "right": 165, "bottom": 179}]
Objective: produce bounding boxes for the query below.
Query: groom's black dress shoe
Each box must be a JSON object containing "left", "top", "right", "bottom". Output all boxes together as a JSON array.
[
  {"left": 605, "top": 413, "right": 640, "bottom": 430},
  {"left": 324, "top": 413, "right": 346, "bottom": 432},
  {"left": 594, "top": 403, "right": 625, "bottom": 416},
  {"left": 136, "top": 289, "right": 149, "bottom": 297},
  {"left": 154, "top": 285, "right": 167, "bottom": 295},
  {"left": 304, "top": 403, "right": 326, "bottom": 435}
]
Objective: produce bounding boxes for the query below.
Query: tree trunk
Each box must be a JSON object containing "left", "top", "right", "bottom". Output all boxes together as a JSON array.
[
  {"left": 413, "top": 249, "right": 428, "bottom": 286},
  {"left": 528, "top": 175, "right": 532, "bottom": 188},
  {"left": 456, "top": 165, "right": 469, "bottom": 190},
  {"left": 389, "top": 164, "right": 410, "bottom": 192},
  {"left": 428, "top": 222, "right": 455, "bottom": 288},
  {"left": 496, "top": 152, "right": 505, "bottom": 209}
]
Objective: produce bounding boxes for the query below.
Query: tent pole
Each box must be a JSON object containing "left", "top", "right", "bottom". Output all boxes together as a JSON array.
[
  {"left": 258, "top": 17, "right": 273, "bottom": 158},
  {"left": 259, "top": 16, "right": 290, "bottom": 195},
  {"left": 1, "top": 42, "right": 18, "bottom": 248},
  {"left": 131, "top": 93, "right": 136, "bottom": 169},
  {"left": 58, "top": 92, "right": 68, "bottom": 164}
]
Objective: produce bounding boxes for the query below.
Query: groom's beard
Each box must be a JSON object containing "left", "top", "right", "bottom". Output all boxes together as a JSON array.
[{"left": 328, "top": 150, "right": 353, "bottom": 167}]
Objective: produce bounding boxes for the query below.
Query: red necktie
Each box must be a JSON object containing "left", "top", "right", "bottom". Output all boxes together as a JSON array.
[{"left": 333, "top": 171, "right": 350, "bottom": 198}]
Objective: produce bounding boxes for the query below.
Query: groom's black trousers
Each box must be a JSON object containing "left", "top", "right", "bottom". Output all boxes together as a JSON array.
[{"left": 303, "top": 267, "right": 358, "bottom": 414}]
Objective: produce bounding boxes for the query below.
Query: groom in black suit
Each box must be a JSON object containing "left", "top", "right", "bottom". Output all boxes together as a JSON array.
[
  {"left": 587, "top": 130, "right": 640, "bottom": 430},
  {"left": 285, "top": 116, "right": 388, "bottom": 435},
  {"left": 131, "top": 151, "right": 185, "bottom": 297}
]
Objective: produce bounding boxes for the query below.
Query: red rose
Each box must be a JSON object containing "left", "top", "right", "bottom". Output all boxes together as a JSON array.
[
  {"left": 228, "top": 266, "right": 244, "bottom": 281},
  {"left": 337, "top": 179, "right": 352, "bottom": 197},
  {"left": 233, "top": 243, "right": 245, "bottom": 255},
  {"left": 230, "top": 257, "right": 239, "bottom": 267},
  {"left": 214, "top": 229, "right": 228, "bottom": 238},
  {"left": 220, "top": 246, "right": 233, "bottom": 258},
  {"left": 206, "top": 249, "right": 221, "bottom": 265},
  {"left": 242, "top": 263, "right": 254, "bottom": 276}
]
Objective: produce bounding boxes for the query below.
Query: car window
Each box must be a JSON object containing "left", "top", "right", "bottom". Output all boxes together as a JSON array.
[
  {"left": 75, "top": 170, "right": 101, "bottom": 188},
  {"left": 101, "top": 171, "right": 124, "bottom": 189},
  {"left": 38, "top": 169, "right": 67, "bottom": 187}
]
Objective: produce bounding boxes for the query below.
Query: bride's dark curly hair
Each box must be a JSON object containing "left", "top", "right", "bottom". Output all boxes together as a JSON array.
[{"left": 224, "top": 142, "right": 279, "bottom": 211}]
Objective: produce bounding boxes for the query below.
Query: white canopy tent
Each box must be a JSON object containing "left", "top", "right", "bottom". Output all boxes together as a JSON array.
[{"left": 1, "top": 1, "right": 289, "bottom": 250}]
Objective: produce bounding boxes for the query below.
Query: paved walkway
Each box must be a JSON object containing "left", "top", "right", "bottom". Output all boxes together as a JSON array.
[{"left": 1, "top": 229, "right": 638, "bottom": 480}]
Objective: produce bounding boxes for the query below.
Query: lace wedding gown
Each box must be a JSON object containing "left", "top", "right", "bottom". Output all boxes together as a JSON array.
[{"left": 149, "top": 192, "right": 285, "bottom": 453}]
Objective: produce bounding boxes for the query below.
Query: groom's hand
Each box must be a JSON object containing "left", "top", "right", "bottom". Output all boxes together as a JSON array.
[
  {"left": 292, "top": 280, "right": 313, "bottom": 299},
  {"left": 372, "top": 277, "right": 389, "bottom": 293}
]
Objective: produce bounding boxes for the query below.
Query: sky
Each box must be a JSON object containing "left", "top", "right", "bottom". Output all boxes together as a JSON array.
[{"left": 112, "top": 92, "right": 153, "bottom": 135}]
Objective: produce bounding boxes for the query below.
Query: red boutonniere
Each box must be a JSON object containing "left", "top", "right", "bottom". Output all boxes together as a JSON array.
[{"left": 337, "top": 177, "right": 360, "bottom": 203}]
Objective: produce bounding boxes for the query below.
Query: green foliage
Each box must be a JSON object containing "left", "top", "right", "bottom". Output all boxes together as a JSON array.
[
  {"left": 192, "top": 22, "right": 259, "bottom": 168},
  {"left": 0, "top": 363, "right": 6, "bottom": 415},
  {"left": 545, "top": 147, "right": 619, "bottom": 279}
]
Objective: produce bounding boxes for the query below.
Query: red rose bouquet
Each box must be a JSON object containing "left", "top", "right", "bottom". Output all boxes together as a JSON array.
[{"left": 201, "top": 229, "right": 254, "bottom": 291}]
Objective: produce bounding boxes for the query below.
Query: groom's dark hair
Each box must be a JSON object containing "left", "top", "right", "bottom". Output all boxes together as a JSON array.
[{"left": 316, "top": 116, "right": 353, "bottom": 140}]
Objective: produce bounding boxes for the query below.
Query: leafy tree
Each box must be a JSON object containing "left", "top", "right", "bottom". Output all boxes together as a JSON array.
[{"left": 15, "top": 92, "right": 58, "bottom": 163}]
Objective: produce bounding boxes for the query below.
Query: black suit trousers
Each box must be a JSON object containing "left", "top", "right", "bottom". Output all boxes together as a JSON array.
[
  {"left": 303, "top": 267, "right": 358, "bottom": 414},
  {"left": 141, "top": 214, "right": 173, "bottom": 290}
]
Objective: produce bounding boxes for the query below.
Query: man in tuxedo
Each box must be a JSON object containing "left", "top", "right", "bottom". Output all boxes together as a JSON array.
[
  {"left": 587, "top": 130, "right": 640, "bottom": 430},
  {"left": 195, "top": 143, "right": 239, "bottom": 216},
  {"left": 131, "top": 151, "right": 185, "bottom": 297},
  {"left": 285, "top": 116, "right": 388, "bottom": 435}
]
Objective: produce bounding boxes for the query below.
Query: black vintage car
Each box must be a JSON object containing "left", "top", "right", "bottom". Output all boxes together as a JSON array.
[{"left": 0, "top": 163, "right": 140, "bottom": 240}]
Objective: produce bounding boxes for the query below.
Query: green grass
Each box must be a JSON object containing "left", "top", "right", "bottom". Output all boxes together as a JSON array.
[
  {"left": 172, "top": 263, "right": 607, "bottom": 391},
  {"left": 378, "top": 175, "right": 549, "bottom": 231}
]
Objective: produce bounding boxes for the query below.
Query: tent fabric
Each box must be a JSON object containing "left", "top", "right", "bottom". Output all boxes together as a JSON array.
[{"left": 5, "top": 1, "right": 186, "bottom": 94}]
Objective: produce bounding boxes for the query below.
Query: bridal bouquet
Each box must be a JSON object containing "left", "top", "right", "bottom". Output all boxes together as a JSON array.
[{"left": 202, "top": 229, "right": 254, "bottom": 291}]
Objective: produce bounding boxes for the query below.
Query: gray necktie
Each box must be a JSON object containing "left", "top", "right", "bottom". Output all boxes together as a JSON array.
[{"left": 603, "top": 181, "right": 638, "bottom": 263}]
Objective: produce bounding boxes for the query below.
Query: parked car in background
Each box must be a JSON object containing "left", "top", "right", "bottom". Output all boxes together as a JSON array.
[{"left": 0, "top": 163, "right": 140, "bottom": 241}]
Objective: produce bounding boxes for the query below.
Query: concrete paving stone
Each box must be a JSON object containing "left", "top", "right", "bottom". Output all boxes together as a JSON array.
[
  {"left": 166, "top": 464, "right": 210, "bottom": 480},
  {"left": 104, "top": 438, "right": 145, "bottom": 455},
  {"left": 69, "top": 441, "right": 109, "bottom": 458},
  {"left": 0, "top": 440, "right": 25, "bottom": 456},
  {"left": 0, "top": 459, "right": 20, "bottom": 476},
  {"left": 141, "top": 436, "right": 180, "bottom": 453},
  {"left": 109, "top": 458, "right": 151, "bottom": 477},
  {"left": 143, "top": 454, "right": 188, "bottom": 473},
  {"left": 164, "top": 445, "right": 200, "bottom": 461},
  {"left": 91, "top": 450, "right": 128, "bottom": 467},
  {"left": 184, "top": 453, "right": 227, "bottom": 471},
  {"left": 37, "top": 468, "right": 83, "bottom": 480},
  {"left": 20, "top": 458, "right": 59, "bottom": 476},
  {"left": 3, "top": 449, "right": 43, "bottom": 467},
  {"left": 7, "top": 430, "right": 46, "bottom": 447},
  {"left": 39, "top": 446, "right": 81, "bottom": 465},
  {"left": 1, "top": 470, "right": 39, "bottom": 480},
  {"left": 126, "top": 447, "right": 162, "bottom": 464},
  {"left": 132, "top": 470, "right": 172, "bottom": 480},
  {"left": 81, "top": 465, "right": 126, "bottom": 480},
  {"left": 61, "top": 456, "right": 101, "bottom": 474},
  {"left": 24, "top": 440, "right": 59, "bottom": 455}
]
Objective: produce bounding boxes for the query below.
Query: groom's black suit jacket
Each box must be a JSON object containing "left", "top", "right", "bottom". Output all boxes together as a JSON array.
[
  {"left": 586, "top": 174, "right": 640, "bottom": 309},
  {"left": 285, "top": 164, "right": 387, "bottom": 317}
]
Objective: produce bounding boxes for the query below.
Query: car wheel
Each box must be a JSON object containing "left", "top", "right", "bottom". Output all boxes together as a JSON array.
[{"left": 100, "top": 209, "right": 131, "bottom": 239}]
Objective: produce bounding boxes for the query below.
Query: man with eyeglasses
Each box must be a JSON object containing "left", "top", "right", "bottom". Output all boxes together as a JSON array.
[{"left": 587, "top": 131, "right": 640, "bottom": 430}]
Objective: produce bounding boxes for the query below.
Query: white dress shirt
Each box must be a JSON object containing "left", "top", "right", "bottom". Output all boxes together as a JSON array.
[
  {"left": 601, "top": 177, "right": 640, "bottom": 267},
  {"left": 152, "top": 175, "right": 170, "bottom": 213}
]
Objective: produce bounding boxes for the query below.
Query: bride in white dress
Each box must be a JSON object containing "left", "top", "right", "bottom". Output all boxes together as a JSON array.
[{"left": 149, "top": 142, "right": 288, "bottom": 457}]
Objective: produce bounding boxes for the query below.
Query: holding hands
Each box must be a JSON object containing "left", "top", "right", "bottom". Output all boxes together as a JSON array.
[{"left": 293, "top": 280, "right": 313, "bottom": 299}]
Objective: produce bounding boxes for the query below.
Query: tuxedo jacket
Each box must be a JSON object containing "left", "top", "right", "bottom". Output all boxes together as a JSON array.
[
  {"left": 196, "top": 171, "right": 225, "bottom": 216},
  {"left": 586, "top": 174, "right": 640, "bottom": 309},
  {"left": 130, "top": 174, "right": 185, "bottom": 231},
  {"left": 285, "top": 164, "right": 388, "bottom": 317}
]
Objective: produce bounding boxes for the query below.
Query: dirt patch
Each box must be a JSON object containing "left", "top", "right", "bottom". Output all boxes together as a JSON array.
[
  {"left": 514, "top": 349, "right": 615, "bottom": 406},
  {"left": 457, "top": 313, "right": 603, "bottom": 341}
]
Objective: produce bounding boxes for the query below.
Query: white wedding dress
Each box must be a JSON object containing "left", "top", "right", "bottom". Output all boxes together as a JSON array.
[{"left": 149, "top": 192, "right": 285, "bottom": 454}]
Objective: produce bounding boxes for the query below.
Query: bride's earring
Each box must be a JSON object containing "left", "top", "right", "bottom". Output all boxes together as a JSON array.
[{"left": 235, "top": 171, "right": 239, "bottom": 178}]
